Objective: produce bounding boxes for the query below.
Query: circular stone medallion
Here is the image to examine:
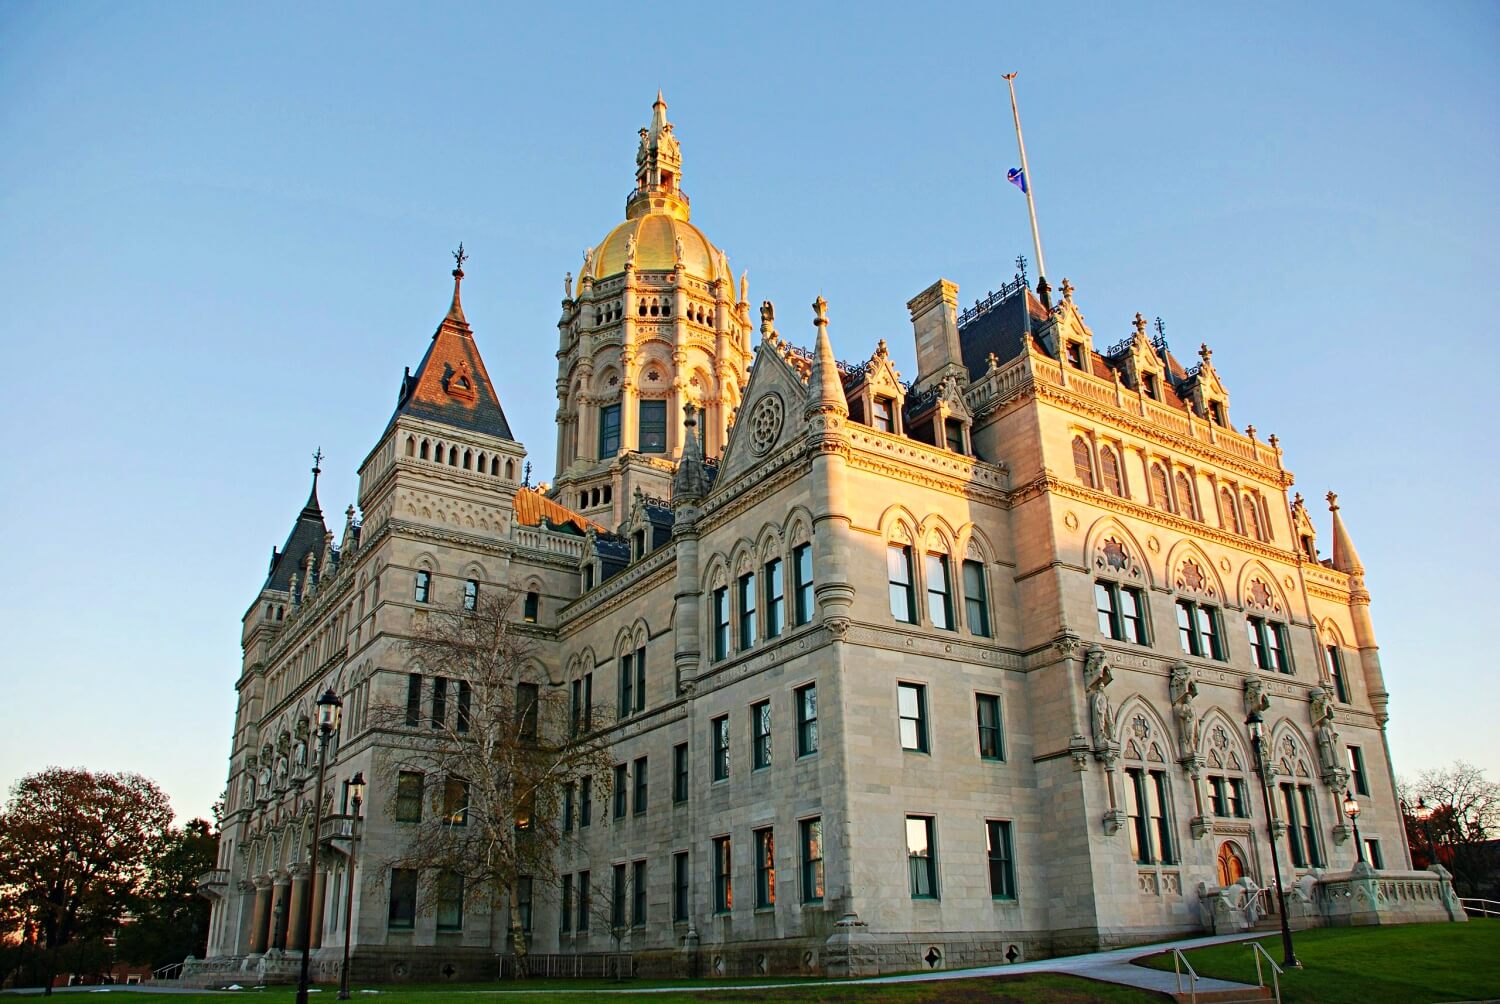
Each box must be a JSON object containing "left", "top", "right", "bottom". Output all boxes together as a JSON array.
[{"left": 748, "top": 393, "right": 785, "bottom": 456}]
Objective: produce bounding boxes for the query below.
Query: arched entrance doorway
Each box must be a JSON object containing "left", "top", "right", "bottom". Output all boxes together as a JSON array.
[{"left": 1216, "top": 840, "right": 1248, "bottom": 886}]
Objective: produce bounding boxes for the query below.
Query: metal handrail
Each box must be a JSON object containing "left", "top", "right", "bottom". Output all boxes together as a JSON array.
[
  {"left": 150, "top": 962, "right": 184, "bottom": 981},
  {"left": 1460, "top": 897, "right": 1500, "bottom": 918},
  {"left": 1171, "top": 947, "right": 1199, "bottom": 1003},
  {"left": 1248, "top": 940, "right": 1283, "bottom": 1004}
]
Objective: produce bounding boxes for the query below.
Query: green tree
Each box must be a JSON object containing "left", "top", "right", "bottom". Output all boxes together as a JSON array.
[
  {"left": 0, "top": 768, "right": 173, "bottom": 993},
  {"left": 116, "top": 819, "right": 219, "bottom": 971}
]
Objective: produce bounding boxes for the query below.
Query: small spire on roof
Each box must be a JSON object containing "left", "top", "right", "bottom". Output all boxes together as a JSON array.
[
  {"left": 446, "top": 243, "right": 469, "bottom": 325},
  {"left": 805, "top": 296, "right": 847, "bottom": 417},
  {"left": 304, "top": 447, "right": 324, "bottom": 514},
  {"left": 1326, "top": 491, "right": 1365, "bottom": 576}
]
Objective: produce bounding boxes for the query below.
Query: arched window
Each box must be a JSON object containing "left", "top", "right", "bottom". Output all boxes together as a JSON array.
[
  {"left": 1150, "top": 464, "right": 1173, "bottom": 512},
  {"left": 448, "top": 446, "right": 459, "bottom": 466},
  {"left": 506, "top": 459, "right": 516, "bottom": 480},
  {"left": 405, "top": 437, "right": 416, "bottom": 457},
  {"left": 1100, "top": 447, "right": 1123, "bottom": 497},
  {"left": 1242, "top": 494, "right": 1263, "bottom": 541},
  {"left": 1219, "top": 488, "right": 1241, "bottom": 533},
  {"left": 492, "top": 457, "right": 502, "bottom": 476},
  {"left": 419, "top": 440, "right": 430, "bottom": 460},
  {"left": 1121, "top": 709, "right": 1178, "bottom": 866},
  {"left": 1174, "top": 472, "right": 1197, "bottom": 520},
  {"left": 1072, "top": 437, "right": 1096, "bottom": 488},
  {"left": 463, "top": 449, "right": 473, "bottom": 470}
]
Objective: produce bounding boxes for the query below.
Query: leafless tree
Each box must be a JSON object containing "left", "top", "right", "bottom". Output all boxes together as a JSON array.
[
  {"left": 1399, "top": 760, "right": 1499, "bottom": 895},
  {"left": 368, "top": 587, "right": 614, "bottom": 973}
]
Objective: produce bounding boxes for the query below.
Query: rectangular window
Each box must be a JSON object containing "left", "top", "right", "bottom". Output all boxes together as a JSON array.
[
  {"left": 712, "top": 586, "right": 730, "bottom": 660},
  {"left": 563, "top": 783, "right": 575, "bottom": 832},
  {"left": 442, "top": 777, "right": 469, "bottom": 826},
  {"left": 1126, "top": 768, "right": 1152, "bottom": 864},
  {"left": 752, "top": 700, "right": 772, "bottom": 770},
  {"left": 898, "top": 682, "right": 928, "bottom": 753},
  {"left": 986, "top": 820, "right": 1016, "bottom": 899},
  {"left": 906, "top": 815, "right": 938, "bottom": 898},
  {"left": 673, "top": 742, "right": 689, "bottom": 803},
  {"left": 962, "top": 559, "right": 990, "bottom": 637},
  {"left": 1209, "top": 776, "right": 1229, "bottom": 817},
  {"left": 925, "top": 552, "right": 953, "bottom": 629},
  {"left": 673, "top": 851, "right": 690, "bottom": 922},
  {"left": 611, "top": 863, "right": 627, "bottom": 929},
  {"left": 577, "top": 871, "right": 591, "bottom": 932},
  {"left": 639, "top": 399, "right": 667, "bottom": 453},
  {"left": 754, "top": 828, "right": 776, "bottom": 908},
  {"left": 414, "top": 570, "right": 431, "bottom": 603},
  {"left": 976, "top": 693, "right": 1004, "bottom": 761},
  {"left": 1143, "top": 372, "right": 1160, "bottom": 400},
  {"left": 713, "top": 836, "right": 733, "bottom": 914},
  {"left": 872, "top": 396, "right": 894, "bottom": 432},
  {"left": 738, "top": 571, "right": 757, "bottom": 650},
  {"left": 583, "top": 672, "right": 593, "bottom": 732},
  {"left": 1268, "top": 623, "right": 1290, "bottom": 673},
  {"left": 523, "top": 590, "right": 539, "bottom": 623},
  {"left": 388, "top": 868, "right": 418, "bottom": 930},
  {"left": 1327, "top": 646, "right": 1350, "bottom": 703},
  {"left": 1230, "top": 778, "right": 1249, "bottom": 818},
  {"left": 395, "top": 771, "right": 423, "bottom": 823},
  {"left": 712, "top": 714, "right": 730, "bottom": 781},
  {"left": 631, "top": 860, "right": 648, "bottom": 925},
  {"left": 516, "top": 876, "right": 533, "bottom": 933},
  {"left": 1248, "top": 618, "right": 1268, "bottom": 669},
  {"left": 888, "top": 545, "right": 916, "bottom": 623},
  {"left": 1365, "top": 839, "right": 1384, "bottom": 870},
  {"left": 1348, "top": 746, "right": 1369, "bottom": 796},
  {"left": 793, "top": 543, "right": 814, "bottom": 626},
  {"left": 456, "top": 681, "right": 471, "bottom": 734},
  {"left": 431, "top": 676, "right": 447, "bottom": 729},
  {"left": 1281, "top": 782, "right": 1324, "bottom": 868},
  {"left": 1177, "top": 600, "right": 1225, "bottom": 660},
  {"left": 599, "top": 403, "right": 621, "bottom": 457},
  {"left": 462, "top": 578, "right": 478, "bottom": 611},
  {"left": 634, "top": 645, "right": 646, "bottom": 713},
  {"left": 1150, "top": 770, "right": 1177, "bottom": 865},
  {"left": 795, "top": 683, "right": 819, "bottom": 757},
  {"left": 944, "top": 419, "right": 965, "bottom": 454},
  {"left": 1096, "top": 581, "right": 1147, "bottom": 644},
  {"left": 405, "top": 673, "right": 422, "bottom": 727},
  {"left": 633, "top": 755, "right": 648, "bottom": 814},
  {"left": 800, "top": 817, "right": 824, "bottom": 903},
  {"left": 619, "top": 653, "right": 634, "bottom": 718},
  {"left": 1066, "top": 341, "right": 1084, "bottom": 369},
  {"left": 570, "top": 679, "right": 582, "bottom": 736},
  {"left": 560, "top": 873, "right": 573, "bottom": 933},
  {"left": 580, "top": 776, "right": 592, "bottom": 827},
  {"left": 764, "top": 559, "right": 785, "bottom": 639},
  {"left": 613, "top": 764, "right": 628, "bottom": 819},
  {"left": 516, "top": 682, "right": 538, "bottom": 741}
]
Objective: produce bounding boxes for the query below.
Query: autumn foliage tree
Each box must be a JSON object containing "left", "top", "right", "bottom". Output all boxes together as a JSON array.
[
  {"left": 0, "top": 768, "right": 173, "bottom": 992},
  {"left": 1400, "top": 760, "right": 1499, "bottom": 896},
  {"left": 370, "top": 587, "right": 614, "bottom": 974},
  {"left": 115, "top": 819, "right": 219, "bottom": 971}
]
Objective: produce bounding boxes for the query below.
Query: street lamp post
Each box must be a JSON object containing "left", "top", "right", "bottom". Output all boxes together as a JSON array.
[
  {"left": 338, "top": 772, "right": 365, "bottom": 1001},
  {"left": 1343, "top": 790, "right": 1365, "bottom": 865},
  {"left": 1246, "top": 710, "right": 1299, "bottom": 969},
  {"left": 1411, "top": 797, "right": 1437, "bottom": 867},
  {"left": 297, "top": 688, "right": 343, "bottom": 1004}
]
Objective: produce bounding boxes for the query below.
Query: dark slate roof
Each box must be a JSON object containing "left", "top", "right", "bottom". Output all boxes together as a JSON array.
[
  {"left": 957, "top": 286, "right": 1051, "bottom": 381},
  {"left": 264, "top": 479, "right": 329, "bottom": 592}
]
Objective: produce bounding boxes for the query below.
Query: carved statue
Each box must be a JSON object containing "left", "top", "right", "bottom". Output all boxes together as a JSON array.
[
  {"left": 293, "top": 740, "right": 307, "bottom": 770},
  {"left": 1309, "top": 685, "right": 1335, "bottom": 729},
  {"left": 1083, "top": 645, "right": 1115, "bottom": 749},
  {"left": 624, "top": 235, "right": 637, "bottom": 265},
  {"left": 274, "top": 755, "right": 288, "bottom": 788},
  {"left": 258, "top": 764, "right": 272, "bottom": 791},
  {"left": 582, "top": 246, "right": 594, "bottom": 270},
  {"left": 564, "top": 271, "right": 573, "bottom": 299},
  {"left": 1244, "top": 677, "right": 1271, "bottom": 718},
  {"left": 636, "top": 127, "right": 649, "bottom": 165},
  {"left": 1309, "top": 686, "right": 1341, "bottom": 775},
  {"left": 740, "top": 271, "right": 748, "bottom": 304},
  {"left": 674, "top": 236, "right": 685, "bottom": 264},
  {"left": 1170, "top": 662, "right": 1200, "bottom": 759}
]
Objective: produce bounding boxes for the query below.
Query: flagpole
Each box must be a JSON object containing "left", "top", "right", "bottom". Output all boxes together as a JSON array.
[{"left": 1002, "top": 72, "right": 1047, "bottom": 285}]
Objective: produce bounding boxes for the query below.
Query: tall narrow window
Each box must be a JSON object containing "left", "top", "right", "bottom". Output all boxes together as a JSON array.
[
  {"left": 456, "top": 681, "right": 471, "bottom": 733},
  {"left": 792, "top": 543, "right": 814, "bottom": 626},
  {"left": 898, "top": 682, "right": 928, "bottom": 753},
  {"left": 523, "top": 590, "right": 539, "bottom": 623},
  {"left": 1175, "top": 472, "right": 1197, "bottom": 520},
  {"left": 414, "top": 570, "right": 431, "bottom": 603},
  {"left": 1248, "top": 617, "right": 1291, "bottom": 673},
  {"left": 1143, "top": 372, "right": 1160, "bottom": 400},
  {"left": 1096, "top": 581, "right": 1148, "bottom": 644},
  {"left": 1327, "top": 645, "right": 1350, "bottom": 703},
  {"left": 599, "top": 404, "right": 621, "bottom": 457},
  {"left": 738, "top": 571, "right": 757, "bottom": 650},
  {"left": 1150, "top": 463, "right": 1173, "bottom": 511},
  {"left": 631, "top": 860, "right": 647, "bottom": 925},
  {"left": 516, "top": 876, "right": 533, "bottom": 933},
  {"left": 1072, "top": 436, "right": 1096, "bottom": 488},
  {"left": 944, "top": 419, "right": 965, "bottom": 453},
  {"left": 1066, "top": 341, "right": 1084, "bottom": 369},
  {"left": 633, "top": 645, "right": 646, "bottom": 713},
  {"left": 405, "top": 673, "right": 422, "bottom": 727},
  {"left": 1243, "top": 494, "right": 1264, "bottom": 541},
  {"left": 611, "top": 863, "right": 627, "bottom": 928},
  {"left": 577, "top": 871, "right": 591, "bottom": 932},
  {"left": 1126, "top": 768, "right": 1152, "bottom": 864},
  {"left": 639, "top": 400, "right": 667, "bottom": 453},
  {"left": 1348, "top": 746, "right": 1369, "bottom": 796},
  {"left": 925, "top": 552, "right": 953, "bottom": 629},
  {"left": 795, "top": 683, "right": 819, "bottom": 757},
  {"left": 1219, "top": 488, "right": 1242, "bottom": 533},
  {"left": 1365, "top": 840, "right": 1384, "bottom": 870},
  {"left": 1150, "top": 770, "right": 1177, "bottom": 864},
  {"left": 1100, "top": 447, "right": 1123, "bottom": 496},
  {"left": 712, "top": 714, "right": 730, "bottom": 781},
  {"left": 388, "top": 869, "right": 417, "bottom": 929},
  {"left": 395, "top": 772, "right": 423, "bottom": 822},
  {"left": 431, "top": 677, "right": 447, "bottom": 729},
  {"left": 619, "top": 652, "right": 634, "bottom": 718},
  {"left": 580, "top": 776, "right": 592, "bottom": 827},
  {"left": 962, "top": 559, "right": 990, "bottom": 637},
  {"left": 673, "top": 742, "right": 689, "bottom": 802},
  {"left": 872, "top": 397, "right": 894, "bottom": 432},
  {"left": 563, "top": 784, "right": 575, "bottom": 832},
  {"left": 976, "top": 693, "right": 1004, "bottom": 761},
  {"left": 712, "top": 586, "right": 730, "bottom": 660},
  {"left": 906, "top": 816, "right": 938, "bottom": 898},
  {"left": 754, "top": 828, "right": 776, "bottom": 908},
  {"left": 633, "top": 755, "right": 648, "bottom": 814},
  {"left": 752, "top": 700, "right": 772, "bottom": 770},
  {"left": 613, "top": 764, "right": 627, "bottom": 819},
  {"left": 713, "top": 836, "right": 733, "bottom": 913},
  {"left": 888, "top": 544, "right": 916, "bottom": 623},
  {"left": 560, "top": 873, "right": 573, "bottom": 933},
  {"left": 673, "top": 852, "right": 690, "bottom": 922},
  {"left": 800, "top": 818, "right": 824, "bottom": 903},
  {"left": 1281, "top": 782, "right": 1324, "bottom": 867},
  {"left": 1177, "top": 600, "right": 1224, "bottom": 660},
  {"left": 516, "top": 682, "right": 538, "bottom": 741},
  {"left": 764, "top": 558, "right": 785, "bottom": 639},
  {"left": 986, "top": 820, "right": 1016, "bottom": 899},
  {"left": 442, "top": 777, "right": 469, "bottom": 826}
]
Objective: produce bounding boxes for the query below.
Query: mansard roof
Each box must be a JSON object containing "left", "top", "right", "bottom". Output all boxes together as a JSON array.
[{"left": 957, "top": 284, "right": 1050, "bottom": 381}]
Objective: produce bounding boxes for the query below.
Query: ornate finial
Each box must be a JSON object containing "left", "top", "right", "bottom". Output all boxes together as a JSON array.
[
  {"left": 1015, "top": 255, "right": 1029, "bottom": 284},
  {"left": 452, "top": 243, "right": 468, "bottom": 276},
  {"left": 311, "top": 447, "right": 324, "bottom": 474},
  {"left": 875, "top": 337, "right": 888, "bottom": 357},
  {"left": 1133, "top": 312, "right": 1148, "bottom": 337},
  {"left": 1154, "top": 316, "right": 1166, "bottom": 338},
  {"left": 739, "top": 271, "right": 748, "bottom": 304},
  {"left": 1246, "top": 424, "right": 1256, "bottom": 440},
  {"left": 1268, "top": 433, "right": 1279, "bottom": 448},
  {"left": 1293, "top": 492, "right": 1304, "bottom": 508},
  {"left": 522, "top": 461, "right": 533, "bottom": 487},
  {"left": 1060, "top": 277, "right": 1074, "bottom": 301},
  {"left": 1326, "top": 491, "right": 1339, "bottom": 512},
  {"left": 1199, "top": 342, "right": 1213, "bottom": 364},
  {"left": 813, "top": 295, "right": 828, "bottom": 327}
]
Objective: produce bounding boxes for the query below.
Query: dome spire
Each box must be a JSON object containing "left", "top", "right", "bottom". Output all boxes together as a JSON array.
[{"left": 628, "top": 91, "right": 687, "bottom": 221}]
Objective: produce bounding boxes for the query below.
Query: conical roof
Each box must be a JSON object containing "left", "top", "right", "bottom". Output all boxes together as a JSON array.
[
  {"left": 1327, "top": 492, "right": 1365, "bottom": 576},
  {"left": 264, "top": 461, "right": 329, "bottom": 591}
]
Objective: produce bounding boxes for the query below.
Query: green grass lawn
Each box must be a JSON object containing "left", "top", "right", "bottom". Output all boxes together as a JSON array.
[
  {"left": 0, "top": 973, "right": 1164, "bottom": 1003},
  {"left": 1137, "top": 919, "right": 1500, "bottom": 1004}
]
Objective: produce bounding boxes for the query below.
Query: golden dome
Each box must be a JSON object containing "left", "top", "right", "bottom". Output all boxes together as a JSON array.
[{"left": 590, "top": 213, "right": 731, "bottom": 283}]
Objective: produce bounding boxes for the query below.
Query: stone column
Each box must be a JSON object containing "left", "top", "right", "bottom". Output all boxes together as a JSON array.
[
  {"left": 286, "top": 866, "right": 308, "bottom": 951},
  {"left": 309, "top": 869, "right": 328, "bottom": 950},
  {"left": 248, "top": 879, "right": 273, "bottom": 954},
  {"left": 270, "top": 875, "right": 292, "bottom": 950}
]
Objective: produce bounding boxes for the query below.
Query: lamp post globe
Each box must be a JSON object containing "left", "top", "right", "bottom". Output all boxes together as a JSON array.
[
  {"left": 1246, "top": 709, "right": 1299, "bottom": 969},
  {"left": 1344, "top": 790, "right": 1365, "bottom": 865},
  {"left": 297, "top": 688, "right": 343, "bottom": 1004},
  {"left": 338, "top": 771, "right": 365, "bottom": 1001}
]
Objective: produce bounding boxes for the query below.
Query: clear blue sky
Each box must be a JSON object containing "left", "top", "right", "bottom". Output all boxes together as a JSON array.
[{"left": 1, "top": 2, "right": 1495, "bottom": 821}]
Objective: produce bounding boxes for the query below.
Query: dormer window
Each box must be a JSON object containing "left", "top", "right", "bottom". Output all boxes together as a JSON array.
[
  {"left": 1209, "top": 401, "right": 1226, "bottom": 427},
  {"left": 1066, "top": 342, "right": 1085, "bottom": 370},
  {"left": 872, "top": 397, "right": 894, "bottom": 433},
  {"left": 1143, "top": 373, "right": 1160, "bottom": 401},
  {"left": 944, "top": 419, "right": 965, "bottom": 454},
  {"left": 633, "top": 529, "right": 647, "bottom": 560}
]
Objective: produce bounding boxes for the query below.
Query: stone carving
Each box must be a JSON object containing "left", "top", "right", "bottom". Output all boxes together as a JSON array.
[
  {"left": 1244, "top": 677, "right": 1271, "bottom": 718},
  {"left": 674, "top": 236, "right": 685, "bottom": 264},
  {"left": 564, "top": 272, "right": 573, "bottom": 299},
  {"left": 747, "top": 394, "right": 785, "bottom": 456},
  {"left": 582, "top": 246, "right": 593, "bottom": 270},
  {"left": 1083, "top": 645, "right": 1115, "bottom": 749},
  {"left": 1310, "top": 685, "right": 1342, "bottom": 777},
  {"left": 760, "top": 300, "right": 775, "bottom": 326},
  {"left": 293, "top": 740, "right": 307, "bottom": 770},
  {"left": 1170, "top": 662, "right": 1201, "bottom": 760},
  {"left": 624, "top": 235, "right": 637, "bottom": 266}
]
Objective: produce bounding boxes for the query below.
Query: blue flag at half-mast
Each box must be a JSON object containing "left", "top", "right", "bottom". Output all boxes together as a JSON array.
[{"left": 1007, "top": 167, "right": 1028, "bottom": 194}]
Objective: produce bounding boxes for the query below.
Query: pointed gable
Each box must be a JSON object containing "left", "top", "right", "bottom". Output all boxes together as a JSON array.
[{"left": 264, "top": 464, "right": 329, "bottom": 592}]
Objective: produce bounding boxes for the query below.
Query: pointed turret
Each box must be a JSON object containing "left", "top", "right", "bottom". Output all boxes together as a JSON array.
[
  {"left": 804, "top": 296, "right": 848, "bottom": 418},
  {"left": 444, "top": 243, "right": 469, "bottom": 327},
  {"left": 264, "top": 452, "right": 330, "bottom": 592},
  {"left": 1327, "top": 492, "right": 1365, "bottom": 576},
  {"left": 628, "top": 90, "right": 686, "bottom": 220},
  {"left": 672, "top": 403, "right": 710, "bottom": 503}
]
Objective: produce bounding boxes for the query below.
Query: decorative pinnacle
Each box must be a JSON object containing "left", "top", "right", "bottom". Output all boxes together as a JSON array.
[
  {"left": 813, "top": 295, "right": 829, "bottom": 327},
  {"left": 1326, "top": 491, "right": 1339, "bottom": 512},
  {"left": 452, "top": 242, "right": 468, "bottom": 276},
  {"left": 1200, "top": 342, "right": 1213, "bottom": 364},
  {"left": 1060, "top": 277, "right": 1074, "bottom": 301},
  {"left": 1155, "top": 316, "right": 1166, "bottom": 338},
  {"left": 1293, "top": 492, "right": 1305, "bottom": 508},
  {"left": 1133, "top": 312, "right": 1148, "bottom": 337},
  {"left": 311, "top": 447, "right": 324, "bottom": 475},
  {"left": 1015, "top": 255, "right": 1029, "bottom": 283}
]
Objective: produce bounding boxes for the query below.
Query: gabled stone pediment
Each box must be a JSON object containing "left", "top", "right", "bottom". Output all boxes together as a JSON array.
[{"left": 708, "top": 343, "right": 807, "bottom": 498}]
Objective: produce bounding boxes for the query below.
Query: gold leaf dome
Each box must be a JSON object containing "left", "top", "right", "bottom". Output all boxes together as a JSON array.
[{"left": 590, "top": 213, "right": 730, "bottom": 283}]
